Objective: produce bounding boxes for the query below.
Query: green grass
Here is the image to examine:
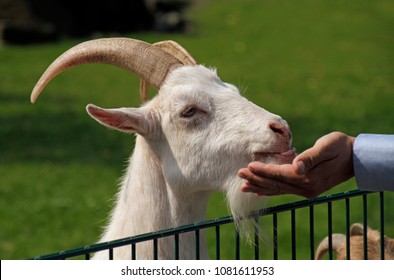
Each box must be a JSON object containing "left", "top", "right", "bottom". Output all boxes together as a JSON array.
[{"left": 1, "top": 0, "right": 393, "bottom": 259}]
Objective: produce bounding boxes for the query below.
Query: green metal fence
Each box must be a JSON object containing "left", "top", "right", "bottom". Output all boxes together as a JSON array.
[{"left": 31, "top": 190, "right": 389, "bottom": 260}]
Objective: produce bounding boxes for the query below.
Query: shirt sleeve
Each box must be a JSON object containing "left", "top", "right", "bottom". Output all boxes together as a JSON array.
[{"left": 353, "top": 134, "right": 394, "bottom": 191}]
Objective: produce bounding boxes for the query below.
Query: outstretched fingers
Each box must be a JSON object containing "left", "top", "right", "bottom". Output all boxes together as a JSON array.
[
  {"left": 247, "top": 162, "right": 306, "bottom": 184},
  {"left": 243, "top": 182, "right": 314, "bottom": 198},
  {"left": 238, "top": 162, "right": 313, "bottom": 198}
]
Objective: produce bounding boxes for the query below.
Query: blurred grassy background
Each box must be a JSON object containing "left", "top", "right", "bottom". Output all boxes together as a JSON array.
[{"left": 1, "top": 0, "right": 393, "bottom": 259}]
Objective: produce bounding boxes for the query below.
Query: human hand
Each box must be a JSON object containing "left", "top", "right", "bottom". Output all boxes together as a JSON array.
[{"left": 238, "top": 132, "right": 356, "bottom": 199}]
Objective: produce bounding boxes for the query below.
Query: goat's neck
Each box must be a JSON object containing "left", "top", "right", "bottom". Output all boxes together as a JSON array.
[{"left": 99, "top": 136, "right": 211, "bottom": 259}]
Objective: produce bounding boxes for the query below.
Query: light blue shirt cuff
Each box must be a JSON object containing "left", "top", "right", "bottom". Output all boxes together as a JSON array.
[{"left": 353, "top": 134, "right": 394, "bottom": 191}]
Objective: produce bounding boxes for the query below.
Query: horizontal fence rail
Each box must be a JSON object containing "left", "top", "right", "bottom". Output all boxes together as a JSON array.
[{"left": 31, "top": 190, "right": 389, "bottom": 260}]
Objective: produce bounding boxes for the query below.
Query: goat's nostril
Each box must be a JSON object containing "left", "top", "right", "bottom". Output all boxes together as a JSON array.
[
  {"left": 269, "top": 121, "right": 291, "bottom": 140},
  {"left": 270, "top": 124, "right": 284, "bottom": 135},
  {"left": 269, "top": 122, "right": 284, "bottom": 135}
]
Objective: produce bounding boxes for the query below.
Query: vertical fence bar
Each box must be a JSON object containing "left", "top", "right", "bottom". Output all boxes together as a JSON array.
[
  {"left": 85, "top": 253, "right": 90, "bottom": 260},
  {"left": 309, "top": 205, "right": 315, "bottom": 260},
  {"left": 215, "top": 225, "right": 221, "bottom": 260},
  {"left": 327, "top": 201, "right": 333, "bottom": 260},
  {"left": 131, "top": 243, "right": 136, "bottom": 260},
  {"left": 345, "top": 197, "right": 350, "bottom": 260},
  {"left": 273, "top": 213, "right": 278, "bottom": 260},
  {"left": 362, "top": 194, "right": 368, "bottom": 260},
  {"left": 153, "top": 239, "right": 158, "bottom": 260},
  {"left": 380, "top": 192, "right": 385, "bottom": 260},
  {"left": 109, "top": 248, "right": 114, "bottom": 260},
  {"left": 235, "top": 230, "right": 240, "bottom": 260},
  {"left": 254, "top": 216, "right": 260, "bottom": 260},
  {"left": 291, "top": 209, "right": 296, "bottom": 260},
  {"left": 195, "top": 230, "right": 200, "bottom": 260},
  {"left": 174, "top": 234, "right": 180, "bottom": 260}
]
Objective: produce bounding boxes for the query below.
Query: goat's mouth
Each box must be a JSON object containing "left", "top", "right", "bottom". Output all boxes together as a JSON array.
[{"left": 253, "top": 147, "right": 296, "bottom": 164}]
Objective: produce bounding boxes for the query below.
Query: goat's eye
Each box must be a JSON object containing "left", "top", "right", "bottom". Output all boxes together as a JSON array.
[{"left": 181, "top": 106, "right": 198, "bottom": 118}]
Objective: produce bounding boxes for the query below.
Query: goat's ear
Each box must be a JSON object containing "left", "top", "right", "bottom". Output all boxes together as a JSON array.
[
  {"left": 86, "top": 104, "right": 152, "bottom": 135},
  {"left": 350, "top": 223, "right": 365, "bottom": 236}
]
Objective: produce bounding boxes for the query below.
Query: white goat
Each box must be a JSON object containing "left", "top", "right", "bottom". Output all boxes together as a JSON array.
[
  {"left": 31, "top": 38, "right": 295, "bottom": 259},
  {"left": 315, "top": 223, "right": 394, "bottom": 260}
]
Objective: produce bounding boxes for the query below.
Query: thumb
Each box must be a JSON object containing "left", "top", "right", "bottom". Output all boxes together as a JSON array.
[{"left": 293, "top": 146, "right": 322, "bottom": 175}]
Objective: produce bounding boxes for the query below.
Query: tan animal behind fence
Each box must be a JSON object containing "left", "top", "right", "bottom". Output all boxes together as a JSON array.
[{"left": 315, "top": 223, "right": 394, "bottom": 260}]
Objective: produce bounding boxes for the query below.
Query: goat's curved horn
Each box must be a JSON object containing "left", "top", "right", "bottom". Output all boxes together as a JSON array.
[
  {"left": 139, "top": 40, "right": 196, "bottom": 101},
  {"left": 153, "top": 40, "right": 196, "bottom": 65},
  {"left": 31, "top": 38, "right": 183, "bottom": 103},
  {"left": 315, "top": 233, "right": 346, "bottom": 260}
]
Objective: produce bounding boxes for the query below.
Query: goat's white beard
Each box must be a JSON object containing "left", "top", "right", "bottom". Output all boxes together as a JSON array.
[{"left": 224, "top": 177, "right": 267, "bottom": 244}]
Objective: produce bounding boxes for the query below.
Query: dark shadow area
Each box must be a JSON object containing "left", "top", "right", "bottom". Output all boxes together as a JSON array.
[{"left": 0, "top": 0, "right": 194, "bottom": 44}]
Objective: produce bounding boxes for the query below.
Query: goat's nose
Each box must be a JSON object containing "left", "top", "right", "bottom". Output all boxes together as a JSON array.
[{"left": 269, "top": 120, "right": 292, "bottom": 142}]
